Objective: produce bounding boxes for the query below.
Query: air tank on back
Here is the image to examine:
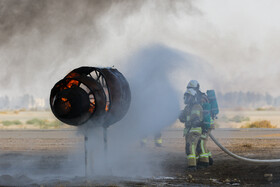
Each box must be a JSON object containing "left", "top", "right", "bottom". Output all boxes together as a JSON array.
[{"left": 50, "top": 66, "right": 131, "bottom": 128}]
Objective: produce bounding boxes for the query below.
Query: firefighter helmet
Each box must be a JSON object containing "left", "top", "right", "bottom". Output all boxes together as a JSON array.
[{"left": 187, "top": 80, "right": 200, "bottom": 90}]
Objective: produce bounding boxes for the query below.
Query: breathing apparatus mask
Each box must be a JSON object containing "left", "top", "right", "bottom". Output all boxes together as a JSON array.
[{"left": 184, "top": 88, "right": 197, "bottom": 105}]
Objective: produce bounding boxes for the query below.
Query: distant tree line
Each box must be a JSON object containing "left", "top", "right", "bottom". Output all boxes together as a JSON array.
[
  {"left": 217, "top": 91, "right": 280, "bottom": 108},
  {"left": 1, "top": 92, "right": 280, "bottom": 110}
]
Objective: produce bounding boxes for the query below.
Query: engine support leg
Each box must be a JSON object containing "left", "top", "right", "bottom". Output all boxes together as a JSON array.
[{"left": 84, "top": 135, "right": 88, "bottom": 179}]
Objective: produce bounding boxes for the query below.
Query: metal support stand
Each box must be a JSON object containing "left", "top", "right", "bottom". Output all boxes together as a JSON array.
[
  {"left": 103, "top": 127, "right": 108, "bottom": 153},
  {"left": 83, "top": 127, "right": 110, "bottom": 180},
  {"left": 103, "top": 127, "right": 111, "bottom": 174},
  {"left": 84, "top": 135, "right": 88, "bottom": 178}
]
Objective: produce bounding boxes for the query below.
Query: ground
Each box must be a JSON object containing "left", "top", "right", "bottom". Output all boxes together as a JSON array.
[{"left": 0, "top": 129, "right": 280, "bottom": 186}]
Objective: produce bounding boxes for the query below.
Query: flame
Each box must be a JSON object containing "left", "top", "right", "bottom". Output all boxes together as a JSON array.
[
  {"left": 89, "top": 98, "right": 95, "bottom": 113},
  {"left": 61, "top": 97, "right": 67, "bottom": 102},
  {"left": 58, "top": 79, "right": 79, "bottom": 91},
  {"left": 57, "top": 72, "right": 80, "bottom": 91},
  {"left": 89, "top": 104, "right": 95, "bottom": 113},
  {"left": 66, "top": 72, "right": 80, "bottom": 78},
  {"left": 66, "top": 79, "right": 79, "bottom": 88},
  {"left": 105, "top": 104, "right": 109, "bottom": 112},
  {"left": 61, "top": 97, "right": 71, "bottom": 110}
]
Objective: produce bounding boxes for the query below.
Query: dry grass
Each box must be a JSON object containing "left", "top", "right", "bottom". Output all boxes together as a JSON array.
[
  {"left": 26, "top": 118, "right": 63, "bottom": 129},
  {"left": 241, "top": 120, "right": 276, "bottom": 128},
  {"left": 242, "top": 144, "right": 252, "bottom": 148},
  {"left": 1, "top": 120, "right": 22, "bottom": 126},
  {"left": 0, "top": 118, "right": 63, "bottom": 129}
]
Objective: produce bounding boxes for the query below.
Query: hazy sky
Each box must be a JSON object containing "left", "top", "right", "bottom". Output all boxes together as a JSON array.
[{"left": 1, "top": 0, "right": 280, "bottom": 97}]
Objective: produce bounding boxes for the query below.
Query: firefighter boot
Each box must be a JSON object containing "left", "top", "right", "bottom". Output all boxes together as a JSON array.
[
  {"left": 197, "top": 161, "right": 209, "bottom": 169},
  {"left": 209, "top": 157, "right": 214, "bottom": 166},
  {"left": 187, "top": 154, "right": 197, "bottom": 171},
  {"left": 154, "top": 133, "right": 162, "bottom": 147},
  {"left": 155, "top": 138, "right": 162, "bottom": 147},
  {"left": 208, "top": 152, "right": 213, "bottom": 166}
]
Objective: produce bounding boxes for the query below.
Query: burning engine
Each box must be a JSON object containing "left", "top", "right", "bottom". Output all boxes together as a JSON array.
[{"left": 50, "top": 66, "right": 131, "bottom": 127}]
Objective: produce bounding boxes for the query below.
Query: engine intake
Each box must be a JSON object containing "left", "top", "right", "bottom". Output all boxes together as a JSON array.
[{"left": 50, "top": 66, "right": 131, "bottom": 127}]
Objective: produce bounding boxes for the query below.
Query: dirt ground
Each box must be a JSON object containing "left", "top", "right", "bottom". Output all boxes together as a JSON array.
[{"left": 0, "top": 129, "right": 280, "bottom": 186}]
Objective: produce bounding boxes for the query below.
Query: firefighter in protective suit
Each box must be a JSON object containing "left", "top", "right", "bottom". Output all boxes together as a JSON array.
[{"left": 179, "top": 80, "right": 214, "bottom": 171}]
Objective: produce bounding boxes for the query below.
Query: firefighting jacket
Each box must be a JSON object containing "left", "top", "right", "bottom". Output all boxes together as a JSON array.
[{"left": 179, "top": 103, "right": 203, "bottom": 128}]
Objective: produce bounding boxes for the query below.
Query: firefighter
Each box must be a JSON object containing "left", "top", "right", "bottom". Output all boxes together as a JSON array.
[
  {"left": 179, "top": 80, "right": 214, "bottom": 171},
  {"left": 140, "top": 137, "right": 148, "bottom": 147},
  {"left": 154, "top": 132, "right": 162, "bottom": 147},
  {"left": 141, "top": 132, "right": 163, "bottom": 147}
]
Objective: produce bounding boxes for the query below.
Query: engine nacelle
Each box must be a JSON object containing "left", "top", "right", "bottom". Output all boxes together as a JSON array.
[{"left": 50, "top": 66, "right": 131, "bottom": 127}]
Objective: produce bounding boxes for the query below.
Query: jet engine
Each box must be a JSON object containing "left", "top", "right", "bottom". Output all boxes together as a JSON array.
[{"left": 50, "top": 66, "right": 131, "bottom": 128}]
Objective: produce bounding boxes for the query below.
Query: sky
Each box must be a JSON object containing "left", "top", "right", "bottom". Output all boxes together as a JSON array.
[{"left": 1, "top": 0, "right": 280, "bottom": 97}]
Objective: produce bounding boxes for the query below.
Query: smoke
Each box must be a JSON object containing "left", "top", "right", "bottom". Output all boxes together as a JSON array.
[
  {"left": 2, "top": 0, "right": 280, "bottom": 97},
  {"left": 0, "top": 0, "right": 199, "bottom": 97},
  {"left": 70, "top": 44, "right": 217, "bottom": 178}
]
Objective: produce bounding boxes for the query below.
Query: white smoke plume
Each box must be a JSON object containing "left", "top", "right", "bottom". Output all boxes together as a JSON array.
[
  {"left": 0, "top": 0, "right": 200, "bottom": 97},
  {"left": 2, "top": 0, "right": 280, "bottom": 97},
  {"left": 68, "top": 44, "right": 217, "bottom": 178}
]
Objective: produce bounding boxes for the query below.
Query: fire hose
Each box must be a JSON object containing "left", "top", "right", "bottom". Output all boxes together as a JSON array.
[{"left": 209, "top": 132, "right": 280, "bottom": 163}]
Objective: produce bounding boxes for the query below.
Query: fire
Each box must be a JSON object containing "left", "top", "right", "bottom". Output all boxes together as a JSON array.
[
  {"left": 66, "top": 79, "right": 79, "bottom": 88},
  {"left": 61, "top": 97, "right": 71, "bottom": 110},
  {"left": 58, "top": 79, "right": 79, "bottom": 91},
  {"left": 89, "top": 104, "right": 95, "bottom": 113},
  {"left": 66, "top": 72, "right": 80, "bottom": 78},
  {"left": 58, "top": 72, "right": 80, "bottom": 91},
  {"left": 105, "top": 104, "right": 109, "bottom": 112},
  {"left": 61, "top": 97, "right": 67, "bottom": 102},
  {"left": 89, "top": 98, "right": 95, "bottom": 113}
]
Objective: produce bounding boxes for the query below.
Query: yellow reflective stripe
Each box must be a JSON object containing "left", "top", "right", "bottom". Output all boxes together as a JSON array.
[
  {"left": 155, "top": 138, "right": 162, "bottom": 144},
  {"left": 199, "top": 153, "right": 209, "bottom": 158},
  {"left": 191, "top": 104, "right": 203, "bottom": 116},
  {"left": 187, "top": 154, "right": 196, "bottom": 159},
  {"left": 201, "top": 140, "right": 205, "bottom": 153},
  {"left": 190, "top": 127, "right": 202, "bottom": 134},
  {"left": 210, "top": 118, "right": 214, "bottom": 124},
  {"left": 191, "top": 143, "right": 195, "bottom": 155},
  {"left": 208, "top": 152, "right": 212, "bottom": 157},
  {"left": 189, "top": 130, "right": 201, "bottom": 133},
  {"left": 201, "top": 134, "right": 207, "bottom": 139},
  {"left": 191, "top": 110, "right": 200, "bottom": 115}
]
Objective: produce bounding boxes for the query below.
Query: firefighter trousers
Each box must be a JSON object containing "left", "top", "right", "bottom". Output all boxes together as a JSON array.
[{"left": 185, "top": 127, "right": 211, "bottom": 167}]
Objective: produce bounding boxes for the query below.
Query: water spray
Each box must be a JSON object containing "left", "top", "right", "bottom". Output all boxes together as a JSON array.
[{"left": 50, "top": 66, "right": 131, "bottom": 177}]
